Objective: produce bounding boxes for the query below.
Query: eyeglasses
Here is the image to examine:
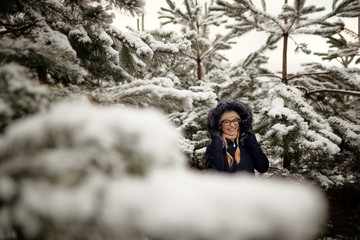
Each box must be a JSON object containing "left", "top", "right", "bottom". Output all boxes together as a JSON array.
[{"left": 221, "top": 119, "right": 241, "bottom": 126}]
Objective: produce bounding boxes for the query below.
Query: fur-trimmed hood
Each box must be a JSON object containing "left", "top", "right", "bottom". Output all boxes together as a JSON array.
[{"left": 207, "top": 99, "right": 253, "bottom": 138}]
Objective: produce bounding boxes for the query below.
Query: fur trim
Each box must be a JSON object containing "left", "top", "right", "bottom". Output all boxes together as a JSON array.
[{"left": 207, "top": 99, "right": 253, "bottom": 138}]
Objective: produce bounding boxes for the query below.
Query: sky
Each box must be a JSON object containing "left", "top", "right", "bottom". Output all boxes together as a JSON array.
[{"left": 113, "top": 0, "right": 359, "bottom": 73}]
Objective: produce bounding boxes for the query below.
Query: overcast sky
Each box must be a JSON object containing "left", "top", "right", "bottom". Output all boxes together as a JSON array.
[{"left": 114, "top": 0, "right": 358, "bottom": 72}]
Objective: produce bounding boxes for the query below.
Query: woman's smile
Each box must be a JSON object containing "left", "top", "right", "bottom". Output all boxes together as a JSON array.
[{"left": 223, "top": 124, "right": 238, "bottom": 135}]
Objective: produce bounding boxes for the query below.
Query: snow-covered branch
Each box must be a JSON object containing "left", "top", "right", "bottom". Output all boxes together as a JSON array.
[
  {"left": 0, "top": 100, "right": 327, "bottom": 240},
  {"left": 305, "top": 88, "right": 360, "bottom": 97}
]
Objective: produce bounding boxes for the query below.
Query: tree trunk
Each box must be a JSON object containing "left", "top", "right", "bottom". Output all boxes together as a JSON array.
[
  {"left": 283, "top": 154, "right": 291, "bottom": 169},
  {"left": 282, "top": 33, "right": 288, "bottom": 84},
  {"left": 195, "top": 0, "right": 202, "bottom": 81},
  {"left": 196, "top": 20, "right": 202, "bottom": 80},
  {"left": 196, "top": 55, "right": 202, "bottom": 80},
  {"left": 282, "top": 0, "right": 289, "bottom": 169},
  {"left": 282, "top": 0, "right": 288, "bottom": 84},
  {"left": 358, "top": 16, "right": 360, "bottom": 38},
  {"left": 37, "top": 66, "right": 47, "bottom": 84}
]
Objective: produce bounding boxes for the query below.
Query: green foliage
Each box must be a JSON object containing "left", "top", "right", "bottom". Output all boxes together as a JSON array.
[
  {"left": 158, "top": 0, "right": 235, "bottom": 81},
  {"left": 1, "top": 1, "right": 360, "bottom": 239},
  {"left": 333, "top": 0, "right": 360, "bottom": 17},
  {"left": 211, "top": 0, "right": 360, "bottom": 187},
  {"left": 0, "top": 63, "right": 51, "bottom": 132},
  {"left": 255, "top": 85, "right": 342, "bottom": 171},
  {"left": 0, "top": 0, "right": 152, "bottom": 85},
  {"left": 314, "top": 33, "right": 360, "bottom": 68},
  {"left": 105, "top": 0, "right": 145, "bottom": 16},
  {"left": 0, "top": 0, "right": 359, "bottom": 195}
]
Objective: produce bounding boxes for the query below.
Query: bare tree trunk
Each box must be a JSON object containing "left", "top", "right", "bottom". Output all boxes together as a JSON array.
[
  {"left": 196, "top": 51, "right": 202, "bottom": 80},
  {"left": 195, "top": 0, "right": 202, "bottom": 81},
  {"left": 283, "top": 155, "right": 291, "bottom": 169},
  {"left": 37, "top": 66, "right": 47, "bottom": 84},
  {"left": 282, "top": 33, "right": 288, "bottom": 85},
  {"left": 282, "top": 0, "right": 289, "bottom": 169},
  {"left": 282, "top": 0, "right": 288, "bottom": 85},
  {"left": 358, "top": 16, "right": 360, "bottom": 38}
]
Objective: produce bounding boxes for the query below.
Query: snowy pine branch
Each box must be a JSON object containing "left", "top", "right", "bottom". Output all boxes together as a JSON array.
[
  {"left": 305, "top": 88, "right": 360, "bottom": 97},
  {"left": 108, "top": 0, "right": 145, "bottom": 16}
]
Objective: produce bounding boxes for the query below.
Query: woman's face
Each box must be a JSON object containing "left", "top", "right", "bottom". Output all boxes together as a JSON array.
[{"left": 220, "top": 111, "right": 240, "bottom": 136}]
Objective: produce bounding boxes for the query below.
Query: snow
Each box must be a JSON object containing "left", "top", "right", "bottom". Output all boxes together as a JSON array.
[
  {"left": 0, "top": 99, "right": 13, "bottom": 118},
  {"left": 260, "top": 84, "right": 342, "bottom": 159},
  {"left": 97, "top": 30, "right": 121, "bottom": 62},
  {"left": 0, "top": 177, "right": 16, "bottom": 202},
  {"left": 0, "top": 32, "right": 87, "bottom": 83},
  {"left": 43, "top": 0, "right": 63, "bottom": 9},
  {"left": 0, "top": 100, "right": 327, "bottom": 240},
  {"left": 310, "top": 172, "right": 334, "bottom": 189},
  {"left": 107, "top": 77, "right": 217, "bottom": 111},
  {"left": 99, "top": 30, "right": 114, "bottom": 45},
  {"left": 69, "top": 25, "right": 92, "bottom": 43},
  {"left": 0, "top": 63, "right": 48, "bottom": 94},
  {"left": 267, "top": 97, "right": 301, "bottom": 122},
  {"left": 270, "top": 123, "right": 296, "bottom": 141},
  {"left": 30, "top": 25, "right": 77, "bottom": 58},
  {"left": 21, "top": 179, "right": 98, "bottom": 223},
  {"left": 110, "top": 26, "right": 154, "bottom": 58},
  {"left": 303, "top": 130, "right": 340, "bottom": 155},
  {"left": 1, "top": 0, "right": 358, "bottom": 236},
  {"left": 310, "top": 171, "right": 356, "bottom": 190},
  {"left": 103, "top": 170, "right": 326, "bottom": 240},
  {"left": 329, "top": 116, "right": 360, "bottom": 147},
  {"left": 0, "top": 99, "right": 185, "bottom": 171}
]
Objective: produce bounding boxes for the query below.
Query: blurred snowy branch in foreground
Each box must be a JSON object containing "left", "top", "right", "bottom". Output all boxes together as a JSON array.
[{"left": 0, "top": 100, "right": 326, "bottom": 240}]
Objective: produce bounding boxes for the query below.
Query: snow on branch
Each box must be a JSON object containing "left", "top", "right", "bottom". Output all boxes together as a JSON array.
[
  {"left": 0, "top": 100, "right": 327, "bottom": 240},
  {"left": 258, "top": 84, "right": 341, "bottom": 161},
  {"left": 107, "top": 77, "right": 216, "bottom": 112},
  {"left": 329, "top": 116, "right": 360, "bottom": 147},
  {"left": 109, "top": 26, "right": 153, "bottom": 58},
  {"left": 305, "top": 88, "right": 360, "bottom": 97},
  {"left": 139, "top": 29, "right": 192, "bottom": 55},
  {"left": 109, "top": 0, "right": 145, "bottom": 16}
]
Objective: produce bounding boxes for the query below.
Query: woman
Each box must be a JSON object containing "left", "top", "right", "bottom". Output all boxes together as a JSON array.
[{"left": 205, "top": 99, "right": 269, "bottom": 174}]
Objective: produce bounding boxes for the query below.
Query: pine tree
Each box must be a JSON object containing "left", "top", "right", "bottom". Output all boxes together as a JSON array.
[
  {"left": 214, "top": 0, "right": 355, "bottom": 83},
  {"left": 0, "top": 0, "right": 142, "bottom": 84},
  {"left": 0, "top": 0, "right": 150, "bottom": 125},
  {"left": 141, "top": 0, "right": 235, "bottom": 167},
  {"left": 0, "top": 102, "right": 327, "bottom": 240},
  {"left": 0, "top": 63, "right": 50, "bottom": 132},
  {"left": 0, "top": 1, "right": 351, "bottom": 238},
  {"left": 314, "top": 33, "right": 360, "bottom": 68},
  {"left": 213, "top": 0, "right": 360, "bottom": 185},
  {"left": 158, "top": 0, "right": 236, "bottom": 83},
  {"left": 0, "top": 0, "right": 215, "bottom": 131},
  {"left": 0, "top": 0, "right": 202, "bottom": 86}
]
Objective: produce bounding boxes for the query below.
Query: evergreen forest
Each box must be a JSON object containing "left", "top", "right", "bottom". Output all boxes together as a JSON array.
[{"left": 0, "top": 0, "right": 360, "bottom": 239}]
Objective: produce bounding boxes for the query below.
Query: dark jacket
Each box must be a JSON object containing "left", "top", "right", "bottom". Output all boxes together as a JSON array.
[{"left": 205, "top": 99, "right": 269, "bottom": 174}]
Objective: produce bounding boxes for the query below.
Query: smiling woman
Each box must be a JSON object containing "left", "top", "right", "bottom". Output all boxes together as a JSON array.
[
  {"left": 220, "top": 111, "right": 241, "bottom": 139},
  {"left": 205, "top": 99, "right": 269, "bottom": 174}
]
